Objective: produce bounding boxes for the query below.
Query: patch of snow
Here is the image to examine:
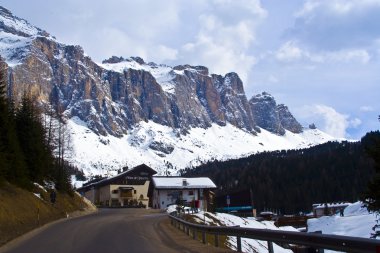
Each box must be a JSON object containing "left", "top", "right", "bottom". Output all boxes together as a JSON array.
[
  {"left": 166, "top": 204, "right": 178, "bottom": 214},
  {"left": 33, "top": 193, "right": 42, "bottom": 200},
  {"left": 74, "top": 191, "right": 97, "bottom": 211},
  {"left": 152, "top": 177, "right": 216, "bottom": 189},
  {"left": 0, "top": 12, "right": 39, "bottom": 37},
  {"left": 66, "top": 117, "right": 335, "bottom": 176},
  {"left": 33, "top": 182, "right": 47, "bottom": 192},
  {"left": 307, "top": 201, "right": 378, "bottom": 239},
  {"left": 100, "top": 60, "right": 177, "bottom": 94},
  {"left": 0, "top": 31, "right": 31, "bottom": 66},
  {"left": 71, "top": 175, "right": 86, "bottom": 189},
  {"left": 190, "top": 212, "right": 293, "bottom": 253}
]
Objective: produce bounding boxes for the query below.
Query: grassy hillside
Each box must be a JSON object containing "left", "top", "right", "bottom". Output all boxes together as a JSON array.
[{"left": 0, "top": 182, "right": 96, "bottom": 246}]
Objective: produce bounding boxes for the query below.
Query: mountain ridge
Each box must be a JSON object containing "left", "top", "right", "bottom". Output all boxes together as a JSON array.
[{"left": 0, "top": 6, "right": 335, "bottom": 176}]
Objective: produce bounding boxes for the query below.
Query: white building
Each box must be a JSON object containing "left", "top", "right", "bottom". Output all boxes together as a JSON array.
[
  {"left": 77, "top": 164, "right": 157, "bottom": 207},
  {"left": 151, "top": 177, "right": 216, "bottom": 210},
  {"left": 312, "top": 202, "right": 351, "bottom": 217}
]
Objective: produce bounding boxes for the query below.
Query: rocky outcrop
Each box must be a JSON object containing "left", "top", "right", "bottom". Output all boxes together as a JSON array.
[
  {"left": 249, "top": 92, "right": 285, "bottom": 135},
  {"left": 1, "top": 6, "right": 303, "bottom": 138},
  {"left": 249, "top": 92, "right": 303, "bottom": 135},
  {"left": 277, "top": 104, "right": 303, "bottom": 134}
]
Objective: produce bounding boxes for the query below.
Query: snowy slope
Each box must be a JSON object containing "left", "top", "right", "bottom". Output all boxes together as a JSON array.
[
  {"left": 189, "top": 211, "right": 294, "bottom": 253},
  {"left": 0, "top": 7, "right": 55, "bottom": 66},
  {"left": 0, "top": 6, "right": 339, "bottom": 178},
  {"left": 308, "top": 202, "right": 378, "bottom": 239},
  {"left": 67, "top": 116, "right": 335, "bottom": 177},
  {"left": 100, "top": 59, "right": 200, "bottom": 94}
]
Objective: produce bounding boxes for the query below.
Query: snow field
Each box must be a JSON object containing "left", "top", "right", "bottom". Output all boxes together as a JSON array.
[
  {"left": 307, "top": 201, "right": 378, "bottom": 239},
  {"left": 67, "top": 117, "right": 334, "bottom": 176}
]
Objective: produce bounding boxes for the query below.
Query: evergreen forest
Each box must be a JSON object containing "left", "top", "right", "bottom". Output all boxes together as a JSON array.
[{"left": 181, "top": 132, "right": 379, "bottom": 214}]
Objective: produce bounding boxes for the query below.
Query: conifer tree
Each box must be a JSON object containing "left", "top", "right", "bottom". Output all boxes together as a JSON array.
[
  {"left": 15, "top": 94, "right": 53, "bottom": 184},
  {"left": 0, "top": 58, "right": 29, "bottom": 187},
  {"left": 0, "top": 59, "right": 7, "bottom": 183},
  {"left": 363, "top": 119, "right": 380, "bottom": 238}
]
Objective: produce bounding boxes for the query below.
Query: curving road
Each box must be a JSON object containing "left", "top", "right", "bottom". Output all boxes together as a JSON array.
[{"left": 0, "top": 208, "right": 232, "bottom": 253}]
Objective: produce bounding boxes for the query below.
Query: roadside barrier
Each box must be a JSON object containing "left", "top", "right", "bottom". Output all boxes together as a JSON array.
[{"left": 169, "top": 213, "right": 380, "bottom": 253}]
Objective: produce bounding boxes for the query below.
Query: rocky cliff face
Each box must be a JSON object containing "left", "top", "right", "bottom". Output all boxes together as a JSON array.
[
  {"left": 277, "top": 104, "right": 303, "bottom": 134},
  {"left": 0, "top": 6, "right": 330, "bottom": 174},
  {"left": 1, "top": 8, "right": 259, "bottom": 138},
  {"left": 249, "top": 92, "right": 302, "bottom": 135},
  {"left": 0, "top": 6, "right": 304, "bottom": 139}
]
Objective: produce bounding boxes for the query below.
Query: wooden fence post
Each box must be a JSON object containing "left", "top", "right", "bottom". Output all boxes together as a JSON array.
[
  {"left": 214, "top": 234, "right": 219, "bottom": 247},
  {"left": 237, "top": 236, "right": 242, "bottom": 252},
  {"left": 267, "top": 241, "right": 274, "bottom": 253}
]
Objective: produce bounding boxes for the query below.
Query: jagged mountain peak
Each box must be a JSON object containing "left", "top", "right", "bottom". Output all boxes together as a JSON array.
[
  {"left": 251, "top": 91, "right": 275, "bottom": 101},
  {"left": 249, "top": 92, "right": 303, "bottom": 135},
  {"left": 0, "top": 6, "right": 51, "bottom": 38},
  {"left": 0, "top": 5, "right": 335, "bottom": 176}
]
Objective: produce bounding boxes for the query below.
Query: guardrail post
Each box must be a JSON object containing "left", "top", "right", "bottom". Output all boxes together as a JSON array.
[
  {"left": 214, "top": 234, "right": 219, "bottom": 247},
  {"left": 267, "top": 241, "right": 274, "bottom": 253},
  {"left": 237, "top": 236, "right": 242, "bottom": 252},
  {"left": 168, "top": 214, "right": 380, "bottom": 253}
]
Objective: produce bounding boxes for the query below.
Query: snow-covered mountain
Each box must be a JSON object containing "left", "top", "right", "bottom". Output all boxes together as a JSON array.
[{"left": 0, "top": 6, "right": 336, "bottom": 176}]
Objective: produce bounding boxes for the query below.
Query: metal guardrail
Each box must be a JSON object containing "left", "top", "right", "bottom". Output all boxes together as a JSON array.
[{"left": 169, "top": 214, "right": 380, "bottom": 253}]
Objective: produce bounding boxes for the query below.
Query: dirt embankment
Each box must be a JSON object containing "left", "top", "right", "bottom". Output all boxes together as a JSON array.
[{"left": 0, "top": 182, "right": 96, "bottom": 246}]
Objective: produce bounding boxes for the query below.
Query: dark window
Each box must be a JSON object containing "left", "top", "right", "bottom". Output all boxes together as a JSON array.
[
  {"left": 188, "top": 190, "right": 194, "bottom": 196},
  {"left": 134, "top": 190, "right": 137, "bottom": 194},
  {"left": 112, "top": 189, "right": 119, "bottom": 194}
]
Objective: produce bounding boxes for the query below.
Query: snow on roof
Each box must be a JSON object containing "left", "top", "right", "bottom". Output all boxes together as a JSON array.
[
  {"left": 152, "top": 177, "right": 216, "bottom": 189},
  {"left": 313, "top": 202, "right": 351, "bottom": 209}
]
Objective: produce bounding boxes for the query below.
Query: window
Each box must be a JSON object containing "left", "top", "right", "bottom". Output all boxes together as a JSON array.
[
  {"left": 134, "top": 190, "right": 137, "bottom": 194},
  {"left": 112, "top": 189, "right": 119, "bottom": 194},
  {"left": 188, "top": 190, "right": 194, "bottom": 196}
]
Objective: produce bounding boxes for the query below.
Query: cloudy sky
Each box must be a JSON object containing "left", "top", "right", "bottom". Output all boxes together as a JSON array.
[{"left": 1, "top": 0, "right": 379, "bottom": 139}]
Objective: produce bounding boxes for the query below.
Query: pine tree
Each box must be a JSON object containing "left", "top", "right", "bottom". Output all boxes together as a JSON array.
[
  {"left": 15, "top": 94, "right": 53, "bottom": 184},
  {"left": 0, "top": 58, "right": 29, "bottom": 187},
  {"left": 362, "top": 122, "right": 380, "bottom": 237},
  {"left": 0, "top": 59, "right": 7, "bottom": 183}
]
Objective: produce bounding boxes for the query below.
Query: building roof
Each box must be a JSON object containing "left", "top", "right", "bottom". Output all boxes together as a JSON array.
[
  {"left": 152, "top": 177, "right": 216, "bottom": 189},
  {"left": 77, "top": 164, "right": 157, "bottom": 192},
  {"left": 313, "top": 202, "right": 351, "bottom": 209}
]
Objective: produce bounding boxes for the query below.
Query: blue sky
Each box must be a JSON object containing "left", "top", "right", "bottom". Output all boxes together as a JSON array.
[{"left": 1, "top": 0, "right": 379, "bottom": 139}]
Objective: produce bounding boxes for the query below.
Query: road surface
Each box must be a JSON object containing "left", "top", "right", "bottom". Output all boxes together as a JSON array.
[{"left": 0, "top": 208, "right": 232, "bottom": 253}]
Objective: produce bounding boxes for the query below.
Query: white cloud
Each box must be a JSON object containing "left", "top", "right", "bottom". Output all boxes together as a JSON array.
[
  {"left": 154, "top": 45, "right": 178, "bottom": 61},
  {"left": 176, "top": 0, "right": 266, "bottom": 83},
  {"left": 297, "top": 104, "right": 362, "bottom": 138},
  {"left": 360, "top": 106, "right": 375, "bottom": 112},
  {"left": 292, "top": 0, "right": 380, "bottom": 51},
  {"left": 275, "top": 41, "right": 370, "bottom": 64},
  {"left": 296, "top": 0, "right": 380, "bottom": 17},
  {"left": 313, "top": 105, "right": 349, "bottom": 138},
  {"left": 350, "top": 118, "right": 362, "bottom": 128},
  {"left": 327, "top": 49, "right": 371, "bottom": 64},
  {"left": 275, "top": 41, "right": 303, "bottom": 61}
]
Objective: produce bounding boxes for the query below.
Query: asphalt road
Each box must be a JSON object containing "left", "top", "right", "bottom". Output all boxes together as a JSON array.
[{"left": 0, "top": 208, "right": 232, "bottom": 253}]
